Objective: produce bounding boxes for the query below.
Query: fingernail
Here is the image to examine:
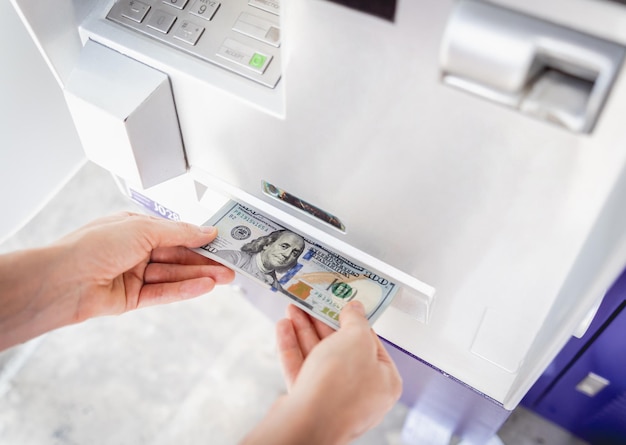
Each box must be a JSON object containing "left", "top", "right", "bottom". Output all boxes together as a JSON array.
[{"left": 200, "top": 226, "right": 216, "bottom": 235}]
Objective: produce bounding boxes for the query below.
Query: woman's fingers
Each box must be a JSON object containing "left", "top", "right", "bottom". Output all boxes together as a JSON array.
[
  {"left": 144, "top": 262, "right": 235, "bottom": 285},
  {"left": 276, "top": 318, "right": 304, "bottom": 390}
]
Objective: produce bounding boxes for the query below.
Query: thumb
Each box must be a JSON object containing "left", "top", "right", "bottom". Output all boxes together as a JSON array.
[
  {"left": 139, "top": 217, "right": 218, "bottom": 249},
  {"left": 339, "top": 300, "right": 368, "bottom": 330}
]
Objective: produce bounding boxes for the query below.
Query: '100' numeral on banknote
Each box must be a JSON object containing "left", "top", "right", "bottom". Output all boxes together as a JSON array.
[{"left": 194, "top": 201, "right": 398, "bottom": 328}]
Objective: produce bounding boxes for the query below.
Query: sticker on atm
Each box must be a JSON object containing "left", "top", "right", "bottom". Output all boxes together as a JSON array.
[{"left": 129, "top": 189, "right": 180, "bottom": 221}]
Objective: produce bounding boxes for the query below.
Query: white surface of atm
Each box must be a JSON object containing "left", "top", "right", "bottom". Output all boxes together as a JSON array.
[{"left": 11, "top": 0, "right": 626, "bottom": 442}]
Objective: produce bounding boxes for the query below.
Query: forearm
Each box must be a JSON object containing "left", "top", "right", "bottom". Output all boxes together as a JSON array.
[
  {"left": 0, "top": 245, "right": 79, "bottom": 351},
  {"left": 240, "top": 395, "right": 350, "bottom": 445}
]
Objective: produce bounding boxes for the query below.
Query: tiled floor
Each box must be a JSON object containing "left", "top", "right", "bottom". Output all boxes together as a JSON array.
[{"left": 0, "top": 163, "right": 587, "bottom": 444}]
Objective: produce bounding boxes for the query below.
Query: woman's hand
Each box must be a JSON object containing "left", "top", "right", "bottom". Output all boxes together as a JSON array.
[
  {"left": 0, "top": 212, "right": 234, "bottom": 350},
  {"left": 242, "top": 302, "right": 402, "bottom": 445}
]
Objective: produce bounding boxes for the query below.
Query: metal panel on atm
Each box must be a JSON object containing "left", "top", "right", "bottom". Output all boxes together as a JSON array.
[{"left": 11, "top": 0, "right": 626, "bottom": 418}]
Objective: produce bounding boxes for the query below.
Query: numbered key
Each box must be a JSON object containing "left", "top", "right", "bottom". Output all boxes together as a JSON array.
[
  {"left": 162, "top": 0, "right": 189, "bottom": 10},
  {"left": 190, "top": 0, "right": 220, "bottom": 21},
  {"left": 147, "top": 10, "right": 177, "bottom": 33}
]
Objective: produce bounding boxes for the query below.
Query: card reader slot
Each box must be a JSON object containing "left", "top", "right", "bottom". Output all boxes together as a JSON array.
[{"left": 262, "top": 180, "right": 346, "bottom": 232}]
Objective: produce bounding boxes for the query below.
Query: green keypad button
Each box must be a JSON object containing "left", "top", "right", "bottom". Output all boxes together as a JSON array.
[{"left": 249, "top": 53, "right": 267, "bottom": 68}]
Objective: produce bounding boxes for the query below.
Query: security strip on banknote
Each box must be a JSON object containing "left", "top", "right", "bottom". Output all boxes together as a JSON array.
[{"left": 193, "top": 201, "right": 399, "bottom": 328}]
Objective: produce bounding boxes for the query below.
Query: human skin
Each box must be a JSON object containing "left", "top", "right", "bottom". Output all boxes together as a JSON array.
[
  {"left": 241, "top": 301, "right": 403, "bottom": 445},
  {"left": 0, "top": 212, "right": 235, "bottom": 351},
  {"left": 0, "top": 212, "right": 402, "bottom": 445}
]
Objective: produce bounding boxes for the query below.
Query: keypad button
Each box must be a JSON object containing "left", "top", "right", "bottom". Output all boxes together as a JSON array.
[
  {"left": 233, "top": 12, "right": 280, "bottom": 47},
  {"left": 147, "top": 10, "right": 177, "bottom": 33},
  {"left": 217, "top": 38, "right": 272, "bottom": 73},
  {"left": 190, "top": 0, "right": 220, "bottom": 21},
  {"left": 248, "top": 0, "right": 279, "bottom": 16},
  {"left": 173, "top": 20, "right": 205, "bottom": 45},
  {"left": 162, "top": 0, "right": 189, "bottom": 10},
  {"left": 121, "top": 0, "right": 151, "bottom": 22}
]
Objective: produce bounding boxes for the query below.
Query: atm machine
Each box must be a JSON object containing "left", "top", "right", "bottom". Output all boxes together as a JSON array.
[{"left": 10, "top": 0, "right": 626, "bottom": 443}]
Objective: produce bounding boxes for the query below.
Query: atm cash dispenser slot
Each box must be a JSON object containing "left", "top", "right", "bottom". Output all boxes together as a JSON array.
[{"left": 191, "top": 168, "right": 437, "bottom": 324}]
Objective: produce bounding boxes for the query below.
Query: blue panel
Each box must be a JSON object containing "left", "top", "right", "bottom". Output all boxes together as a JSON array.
[
  {"left": 385, "top": 342, "right": 511, "bottom": 444},
  {"left": 528, "top": 302, "right": 626, "bottom": 443},
  {"left": 523, "top": 269, "right": 626, "bottom": 407}
]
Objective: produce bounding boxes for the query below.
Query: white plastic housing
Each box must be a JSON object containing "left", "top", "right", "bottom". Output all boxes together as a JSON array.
[{"left": 10, "top": 0, "right": 626, "bottom": 412}]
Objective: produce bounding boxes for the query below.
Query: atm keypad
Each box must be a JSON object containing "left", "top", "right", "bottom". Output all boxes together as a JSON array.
[{"left": 106, "top": 0, "right": 281, "bottom": 88}]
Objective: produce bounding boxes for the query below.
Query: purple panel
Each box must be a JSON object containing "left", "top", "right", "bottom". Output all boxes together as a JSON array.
[
  {"left": 523, "top": 268, "right": 626, "bottom": 407},
  {"left": 385, "top": 341, "right": 510, "bottom": 444},
  {"left": 528, "top": 302, "right": 626, "bottom": 443}
]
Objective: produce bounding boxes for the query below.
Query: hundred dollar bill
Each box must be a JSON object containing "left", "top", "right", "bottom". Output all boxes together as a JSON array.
[{"left": 193, "top": 201, "right": 398, "bottom": 328}]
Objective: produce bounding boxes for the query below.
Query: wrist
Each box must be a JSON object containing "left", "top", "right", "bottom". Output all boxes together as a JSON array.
[
  {"left": 0, "top": 244, "right": 80, "bottom": 350},
  {"left": 241, "top": 393, "right": 351, "bottom": 445}
]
